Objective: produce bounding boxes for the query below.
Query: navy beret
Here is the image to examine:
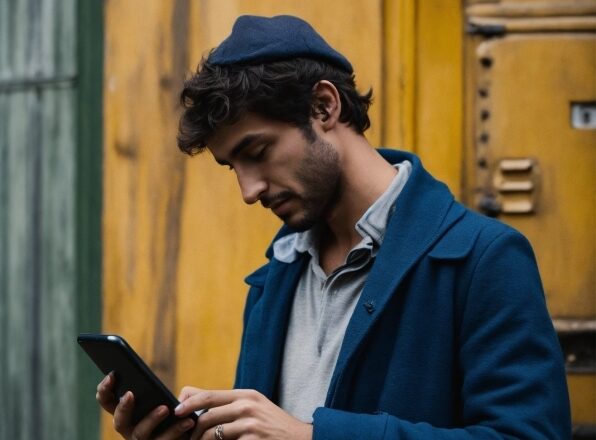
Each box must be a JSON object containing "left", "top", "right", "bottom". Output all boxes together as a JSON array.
[{"left": 209, "top": 15, "right": 353, "bottom": 73}]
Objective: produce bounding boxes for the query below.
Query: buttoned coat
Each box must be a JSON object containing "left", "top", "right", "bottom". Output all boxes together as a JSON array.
[{"left": 234, "top": 149, "right": 571, "bottom": 439}]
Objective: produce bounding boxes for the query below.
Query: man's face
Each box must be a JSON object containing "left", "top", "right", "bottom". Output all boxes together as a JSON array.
[{"left": 208, "top": 113, "right": 341, "bottom": 231}]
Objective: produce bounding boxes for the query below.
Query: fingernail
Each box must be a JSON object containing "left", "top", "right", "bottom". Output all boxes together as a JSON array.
[
  {"left": 157, "top": 406, "right": 168, "bottom": 417},
  {"left": 120, "top": 391, "right": 131, "bottom": 405},
  {"left": 174, "top": 402, "right": 184, "bottom": 414}
]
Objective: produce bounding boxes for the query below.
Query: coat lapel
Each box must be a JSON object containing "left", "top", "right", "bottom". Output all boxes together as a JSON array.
[
  {"left": 240, "top": 254, "right": 308, "bottom": 399},
  {"left": 326, "top": 150, "right": 465, "bottom": 406}
]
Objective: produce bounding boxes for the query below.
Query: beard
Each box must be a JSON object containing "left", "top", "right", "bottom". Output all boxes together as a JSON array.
[{"left": 277, "top": 134, "right": 342, "bottom": 231}]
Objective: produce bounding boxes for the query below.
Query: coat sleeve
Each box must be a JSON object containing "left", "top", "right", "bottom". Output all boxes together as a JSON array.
[{"left": 311, "top": 229, "right": 571, "bottom": 439}]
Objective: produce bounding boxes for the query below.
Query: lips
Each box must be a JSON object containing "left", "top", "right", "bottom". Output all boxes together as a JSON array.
[
  {"left": 261, "top": 194, "right": 293, "bottom": 216},
  {"left": 271, "top": 198, "right": 292, "bottom": 216},
  {"left": 262, "top": 192, "right": 287, "bottom": 208}
]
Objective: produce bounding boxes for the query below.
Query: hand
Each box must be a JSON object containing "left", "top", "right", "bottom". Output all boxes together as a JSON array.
[
  {"left": 96, "top": 373, "right": 196, "bottom": 439},
  {"left": 174, "top": 387, "right": 313, "bottom": 440}
]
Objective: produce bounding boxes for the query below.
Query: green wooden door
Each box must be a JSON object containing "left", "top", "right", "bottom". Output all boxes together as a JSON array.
[{"left": 0, "top": 1, "right": 102, "bottom": 439}]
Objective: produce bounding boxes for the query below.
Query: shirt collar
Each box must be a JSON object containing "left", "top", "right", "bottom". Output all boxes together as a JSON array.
[
  {"left": 273, "top": 160, "right": 412, "bottom": 263},
  {"left": 355, "top": 160, "right": 411, "bottom": 246}
]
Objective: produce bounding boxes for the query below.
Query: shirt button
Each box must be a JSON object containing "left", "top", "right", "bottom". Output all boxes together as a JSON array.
[{"left": 363, "top": 301, "right": 375, "bottom": 314}]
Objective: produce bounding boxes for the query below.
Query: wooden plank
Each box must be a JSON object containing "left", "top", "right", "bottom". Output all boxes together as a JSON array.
[
  {"left": 415, "top": 0, "right": 464, "bottom": 197},
  {"left": 1, "top": 90, "right": 39, "bottom": 440},
  {"left": 0, "top": 88, "right": 79, "bottom": 440},
  {"left": 0, "top": 93, "right": 6, "bottom": 440},
  {"left": 379, "top": 0, "right": 466, "bottom": 193},
  {"left": 102, "top": 2, "right": 191, "bottom": 435},
  {"left": 0, "top": 82, "right": 81, "bottom": 440},
  {"left": 0, "top": 0, "right": 83, "bottom": 439},
  {"left": 382, "top": 0, "right": 417, "bottom": 150},
  {"left": 0, "top": 1, "right": 9, "bottom": 77},
  {"left": 75, "top": 1, "right": 104, "bottom": 439},
  {"left": 39, "top": 86, "right": 78, "bottom": 440}
]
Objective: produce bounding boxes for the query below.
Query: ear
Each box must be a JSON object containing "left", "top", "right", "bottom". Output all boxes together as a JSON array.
[{"left": 311, "top": 80, "right": 341, "bottom": 131}]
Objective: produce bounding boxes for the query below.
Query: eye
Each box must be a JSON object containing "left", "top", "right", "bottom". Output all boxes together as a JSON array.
[{"left": 247, "top": 143, "right": 270, "bottom": 161}]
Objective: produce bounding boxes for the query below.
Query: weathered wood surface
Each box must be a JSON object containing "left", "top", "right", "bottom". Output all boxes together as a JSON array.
[
  {"left": 0, "top": 1, "right": 91, "bottom": 439},
  {"left": 102, "top": 1, "right": 464, "bottom": 438}
]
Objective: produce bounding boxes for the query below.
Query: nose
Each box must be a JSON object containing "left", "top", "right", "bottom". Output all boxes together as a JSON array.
[{"left": 235, "top": 168, "right": 267, "bottom": 205}]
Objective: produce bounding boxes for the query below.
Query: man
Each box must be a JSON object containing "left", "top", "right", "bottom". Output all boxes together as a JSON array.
[{"left": 97, "top": 15, "right": 571, "bottom": 439}]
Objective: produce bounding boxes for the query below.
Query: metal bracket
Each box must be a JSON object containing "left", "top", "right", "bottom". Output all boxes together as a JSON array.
[
  {"left": 466, "top": 22, "right": 507, "bottom": 37},
  {"left": 554, "top": 319, "right": 596, "bottom": 373},
  {"left": 571, "top": 102, "right": 596, "bottom": 130}
]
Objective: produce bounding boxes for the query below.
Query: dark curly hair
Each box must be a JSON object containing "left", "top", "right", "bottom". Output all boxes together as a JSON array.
[{"left": 177, "top": 55, "right": 372, "bottom": 156}]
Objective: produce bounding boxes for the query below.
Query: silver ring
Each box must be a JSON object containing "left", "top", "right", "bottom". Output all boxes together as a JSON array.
[{"left": 214, "top": 424, "right": 225, "bottom": 440}]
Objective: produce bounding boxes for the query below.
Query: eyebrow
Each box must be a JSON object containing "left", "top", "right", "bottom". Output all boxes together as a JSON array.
[{"left": 214, "top": 133, "right": 262, "bottom": 166}]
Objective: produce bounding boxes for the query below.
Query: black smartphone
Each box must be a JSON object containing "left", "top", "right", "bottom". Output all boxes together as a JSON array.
[{"left": 77, "top": 333, "right": 199, "bottom": 435}]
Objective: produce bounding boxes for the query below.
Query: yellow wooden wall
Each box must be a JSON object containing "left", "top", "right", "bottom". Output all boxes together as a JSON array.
[{"left": 101, "top": 1, "right": 463, "bottom": 437}]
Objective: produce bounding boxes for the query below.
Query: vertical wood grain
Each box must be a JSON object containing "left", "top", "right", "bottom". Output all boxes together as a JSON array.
[
  {"left": 0, "top": 1, "right": 82, "bottom": 439},
  {"left": 39, "top": 85, "right": 77, "bottom": 440},
  {"left": 102, "top": 1, "right": 191, "bottom": 436},
  {"left": 383, "top": 0, "right": 417, "bottom": 151},
  {"left": 415, "top": 0, "right": 464, "bottom": 197},
  {"left": 1, "top": 89, "right": 39, "bottom": 440},
  {"left": 383, "top": 0, "right": 464, "bottom": 194}
]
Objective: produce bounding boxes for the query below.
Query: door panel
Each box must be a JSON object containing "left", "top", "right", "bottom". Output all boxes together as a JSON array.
[
  {"left": 470, "top": 34, "right": 595, "bottom": 317},
  {"left": 465, "top": 27, "right": 596, "bottom": 429}
]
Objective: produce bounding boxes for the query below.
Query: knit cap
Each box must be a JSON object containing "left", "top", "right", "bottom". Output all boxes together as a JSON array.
[{"left": 209, "top": 15, "right": 353, "bottom": 73}]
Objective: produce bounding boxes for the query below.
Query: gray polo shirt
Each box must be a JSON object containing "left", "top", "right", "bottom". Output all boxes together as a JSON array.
[{"left": 272, "top": 160, "right": 412, "bottom": 422}]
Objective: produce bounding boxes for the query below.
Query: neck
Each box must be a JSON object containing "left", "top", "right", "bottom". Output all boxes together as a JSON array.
[{"left": 317, "top": 135, "right": 397, "bottom": 273}]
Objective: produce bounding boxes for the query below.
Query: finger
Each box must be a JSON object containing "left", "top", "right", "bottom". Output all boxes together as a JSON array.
[
  {"left": 175, "top": 389, "right": 250, "bottom": 417},
  {"left": 198, "top": 421, "right": 243, "bottom": 440},
  {"left": 112, "top": 391, "right": 136, "bottom": 435},
  {"left": 96, "top": 372, "right": 117, "bottom": 414},
  {"left": 178, "top": 386, "right": 203, "bottom": 402},
  {"left": 192, "top": 400, "right": 248, "bottom": 440},
  {"left": 192, "top": 403, "right": 235, "bottom": 429},
  {"left": 131, "top": 405, "right": 187, "bottom": 440},
  {"left": 152, "top": 417, "right": 196, "bottom": 440}
]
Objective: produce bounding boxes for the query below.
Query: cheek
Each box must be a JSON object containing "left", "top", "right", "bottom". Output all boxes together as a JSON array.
[{"left": 268, "top": 156, "right": 304, "bottom": 188}]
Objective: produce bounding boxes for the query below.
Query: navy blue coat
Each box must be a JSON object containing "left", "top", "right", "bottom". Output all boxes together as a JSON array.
[{"left": 235, "top": 150, "right": 571, "bottom": 439}]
